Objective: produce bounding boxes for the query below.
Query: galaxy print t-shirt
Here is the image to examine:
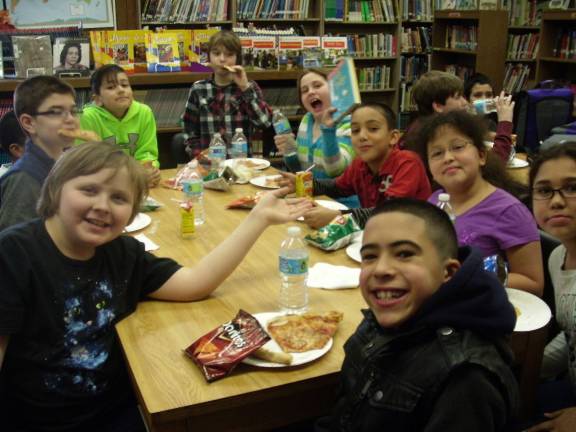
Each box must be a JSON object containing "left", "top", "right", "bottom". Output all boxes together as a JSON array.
[{"left": 0, "top": 219, "right": 180, "bottom": 430}]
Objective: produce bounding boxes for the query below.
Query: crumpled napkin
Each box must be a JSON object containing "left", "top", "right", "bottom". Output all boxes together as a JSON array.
[{"left": 308, "top": 263, "right": 360, "bottom": 289}]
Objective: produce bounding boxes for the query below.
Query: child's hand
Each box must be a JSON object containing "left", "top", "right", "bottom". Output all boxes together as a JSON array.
[
  {"left": 320, "top": 107, "right": 337, "bottom": 129},
  {"left": 228, "top": 65, "right": 250, "bottom": 91},
  {"left": 278, "top": 171, "right": 297, "bottom": 193},
  {"left": 141, "top": 161, "right": 161, "bottom": 188},
  {"left": 495, "top": 91, "right": 514, "bottom": 123},
  {"left": 273, "top": 133, "right": 297, "bottom": 155},
  {"left": 525, "top": 406, "right": 576, "bottom": 431},
  {"left": 251, "top": 187, "right": 314, "bottom": 225},
  {"left": 303, "top": 206, "right": 340, "bottom": 229}
]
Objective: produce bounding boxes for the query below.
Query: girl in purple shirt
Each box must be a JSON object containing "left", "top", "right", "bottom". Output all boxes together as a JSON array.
[{"left": 414, "top": 110, "right": 543, "bottom": 296}]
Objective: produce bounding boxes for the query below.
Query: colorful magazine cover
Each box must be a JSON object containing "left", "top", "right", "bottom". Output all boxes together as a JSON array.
[
  {"left": 302, "top": 36, "right": 322, "bottom": 68},
  {"left": 89, "top": 31, "right": 103, "bottom": 69},
  {"left": 108, "top": 30, "right": 135, "bottom": 73},
  {"left": 160, "top": 28, "right": 192, "bottom": 70},
  {"left": 132, "top": 30, "right": 149, "bottom": 73},
  {"left": 191, "top": 28, "right": 219, "bottom": 72},
  {"left": 146, "top": 32, "right": 181, "bottom": 73},
  {"left": 328, "top": 57, "right": 361, "bottom": 124},
  {"left": 321, "top": 36, "right": 348, "bottom": 68},
  {"left": 278, "top": 36, "right": 303, "bottom": 71},
  {"left": 242, "top": 36, "right": 278, "bottom": 71}
]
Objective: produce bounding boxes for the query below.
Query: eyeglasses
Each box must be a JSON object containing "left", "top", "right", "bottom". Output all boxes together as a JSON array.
[
  {"left": 532, "top": 184, "right": 576, "bottom": 200},
  {"left": 428, "top": 140, "right": 472, "bottom": 161},
  {"left": 33, "top": 107, "right": 82, "bottom": 119}
]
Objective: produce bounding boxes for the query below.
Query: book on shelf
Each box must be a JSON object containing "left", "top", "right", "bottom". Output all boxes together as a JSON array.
[
  {"left": 278, "top": 36, "right": 304, "bottom": 71},
  {"left": 401, "top": 0, "right": 433, "bottom": 20},
  {"left": 328, "top": 57, "right": 361, "bottom": 124},
  {"left": 146, "top": 32, "right": 181, "bottom": 73},
  {"left": 321, "top": 36, "right": 348, "bottom": 67},
  {"left": 445, "top": 64, "right": 474, "bottom": 81},
  {"left": 503, "top": 63, "right": 531, "bottom": 93},
  {"left": 159, "top": 28, "right": 193, "bottom": 70},
  {"left": 142, "top": 0, "right": 228, "bottom": 22},
  {"left": 241, "top": 36, "right": 279, "bottom": 71},
  {"left": 324, "top": 0, "right": 345, "bottom": 21},
  {"left": 52, "top": 37, "right": 90, "bottom": 76},
  {"left": 345, "top": 33, "right": 397, "bottom": 57},
  {"left": 302, "top": 36, "right": 322, "bottom": 68},
  {"left": 107, "top": 30, "right": 135, "bottom": 74},
  {"left": 238, "top": 0, "right": 310, "bottom": 19},
  {"left": 190, "top": 28, "right": 220, "bottom": 72},
  {"left": 12, "top": 35, "right": 52, "bottom": 78}
]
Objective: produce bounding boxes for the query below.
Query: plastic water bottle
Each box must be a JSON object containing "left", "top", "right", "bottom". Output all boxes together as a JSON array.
[
  {"left": 208, "top": 132, "right": 227, "bottom": 169},
  {"left": 230, "top": 128, "right": 248, "bottom": 159},
  {"left": 273, "top": 109, "right": 300, "bottom": 171},
  {"left": 437, "top": 193, "right": 456, "bottom": 224},
  {"left": 182, "top": 175, "right": 205, "bottom": 226},
  {"left": 279, "top": 226, "right": 309, "bottom": 314},
  {"left": 472, "top": 99, "right": 497, "bottom": 115}
]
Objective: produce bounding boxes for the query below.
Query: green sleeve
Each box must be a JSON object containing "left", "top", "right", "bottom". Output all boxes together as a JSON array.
[{"left": 133, "top": 104, "right": 159, "bottom": 168}]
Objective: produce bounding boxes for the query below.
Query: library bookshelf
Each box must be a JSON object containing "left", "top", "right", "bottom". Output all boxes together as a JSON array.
[{"left": 535, "top": 10, "right": 576, "bottom": 83}]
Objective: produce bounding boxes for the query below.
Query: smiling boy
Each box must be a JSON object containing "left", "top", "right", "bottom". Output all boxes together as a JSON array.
[
  {"left": 282, "top": 102, "right": 430, "bottom": 228},
  {"left": 0, "top": 76, "right": 81, "bottom": 231},
  {"left": 79, "top": 64, "right": 161, "bottom": 187},
  {"left": 182, "top": 30, "right": 272, "bottom": 158},
  {"left": 317, "top": 198, "right": 519, "bottom": 432}
]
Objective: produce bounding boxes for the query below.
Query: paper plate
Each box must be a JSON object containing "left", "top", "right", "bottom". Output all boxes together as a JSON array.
[
  {"left": 507, "top": 158, "right": 529, "bottom": 169},
  {"left": 223, "top": 158, "right": 270, "bottom": 170},
  {"left": 125, "top": 213, "right": 152, "bottom": 233},
  {"left": 297, "top": 200, "right": 348, "bottom": 221},
  {"left": 346, "top": 242, "right": 362, "bottom": 263},
  {"left": 243, "top": 312, "right": 333, "bottom": 368},
  {"left": 505, "top": 288, "right": 552, "bottom": 332},
  {"left": 250, "top": 175, "right": 282, "bottom": 189}
]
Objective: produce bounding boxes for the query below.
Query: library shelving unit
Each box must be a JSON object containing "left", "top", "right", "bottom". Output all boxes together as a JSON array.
[
  {"left": 535, "top": 9, "right": 576, "bottom": 83},
  {"left": 431, "top": 9, "right": 509, "bottom": 91}
]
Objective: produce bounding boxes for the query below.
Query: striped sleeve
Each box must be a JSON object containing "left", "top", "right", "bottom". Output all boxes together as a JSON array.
[{"left": 316, "top": 120, "right": 354, "bottom": 177}]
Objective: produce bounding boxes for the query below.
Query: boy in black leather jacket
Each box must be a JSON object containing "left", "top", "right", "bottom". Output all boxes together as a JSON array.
[{"left": 318, "top": 198, "right": 519, "bottom": 432}]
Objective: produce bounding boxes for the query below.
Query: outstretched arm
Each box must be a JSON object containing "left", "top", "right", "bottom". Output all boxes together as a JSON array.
[{"left": 148, "top": 189, "right": 313, "bottom": 301}]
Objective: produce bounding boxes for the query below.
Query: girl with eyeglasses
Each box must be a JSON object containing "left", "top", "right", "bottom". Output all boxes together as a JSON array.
[
  {"left": 527, "top": 142, "right": 576, "bottom": 432},
  {"left": 414, "top": 110, "right": 543, "bottom": 296}
]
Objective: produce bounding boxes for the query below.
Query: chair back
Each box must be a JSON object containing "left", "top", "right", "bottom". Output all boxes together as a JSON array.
[{"left": 171, "top": 132, "right": 191, "bottom": 165}]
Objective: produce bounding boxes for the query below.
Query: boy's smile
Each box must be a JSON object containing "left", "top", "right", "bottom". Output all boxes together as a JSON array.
[
  {"left": 360, "top": 212, "right": 459, "bottom": 328},
  {"left": 95, "top": 72, "right": 133, "bottom": 119},
  {"left": 351, "top": 106, "right": 399, "bottom": 173},
  {"left": 46, "top": 167, "right": 135, "bottom": 260}
]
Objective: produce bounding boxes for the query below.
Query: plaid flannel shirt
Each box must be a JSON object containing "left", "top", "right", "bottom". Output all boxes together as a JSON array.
[{"left": 182, "top": 78, "right": 272, "bottom": 157}]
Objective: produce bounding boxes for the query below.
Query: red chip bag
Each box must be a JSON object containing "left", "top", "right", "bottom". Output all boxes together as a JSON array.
[{"left": 184, "top": 310, "right": 270, "bottom": 382}]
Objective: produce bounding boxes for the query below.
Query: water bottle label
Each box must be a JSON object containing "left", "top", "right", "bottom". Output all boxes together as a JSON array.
[
  {"left": 182, "top": 179, "right": 203, "bottom": 196},
  {"left": 210, "top": 147, "right": 226, "bottom": 160},
  {"left": 232, "top": 141, "right": 248, "bottom": 155},
  {"left": 279, "top": 256, "right": 308, "bottom": 275},
  {"left": 274, "top": 120, "right": 291, "bottom": 135}
]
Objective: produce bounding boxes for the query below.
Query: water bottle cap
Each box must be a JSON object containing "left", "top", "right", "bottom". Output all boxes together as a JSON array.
[
  {"left": 438, "top": 193, "right": 450, "bottom": 202},
  {"left": 235, "top": 128, "right": 243, "bottom": 133},
  {"left": 287, "top": 226, "right": 301, "bottom": 236}
]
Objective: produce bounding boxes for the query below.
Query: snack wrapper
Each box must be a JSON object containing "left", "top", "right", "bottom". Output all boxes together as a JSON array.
[
  {"left": 184, "top": 310, "right": 270, "bottom": 382},
  {"left": 227, "top": 192, "right": 264, "bottom": 209},
  {"left": 305, "top": 214, "right": 361, "bottom": 251}
]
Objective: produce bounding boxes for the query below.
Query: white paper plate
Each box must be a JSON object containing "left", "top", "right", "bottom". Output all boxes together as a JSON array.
[
  {"left": 250, "top": 175, "right": 282, "bottom": 189},
  {"left": 346, "top": 241, "right": 362, "bottom": 263},
  {"left": 507, "top": 158, "right": 529, "bottom": 169},
  {"left": 223, "top": 158, "right": 270, "bottom": 170},
  {"left": 243, "top": 312, "right": 333, "bottom": 368},
  {"left": 124, "top": 213, "right": 152, "bottom": 233},
  {"left": 297, "top": 200, "right": 348, "bottom": 221},
  {"left": 505, "top": 288, "right": 552, "bottom": 332}
]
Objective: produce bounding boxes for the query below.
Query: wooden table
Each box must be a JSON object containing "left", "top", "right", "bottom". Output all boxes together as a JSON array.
[{"left": 116, "top": 169, "right": 366, "bottom": 432}]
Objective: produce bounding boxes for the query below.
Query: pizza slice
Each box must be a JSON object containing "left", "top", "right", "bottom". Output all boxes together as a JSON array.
[{"left": 266, "top": 311, "right": 343, "bottom": 353}]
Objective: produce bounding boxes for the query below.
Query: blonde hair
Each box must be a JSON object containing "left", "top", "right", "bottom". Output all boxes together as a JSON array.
[{"left": 37, "top": 141, "right": 148, "bottom": 223}]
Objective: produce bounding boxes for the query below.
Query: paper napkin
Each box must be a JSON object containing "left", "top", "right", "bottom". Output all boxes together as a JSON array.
[
  {"left": 308, "top": 263, "right": 360, "bottom": 289},
  {"left": 134, "top": 233, "right": 159, "bottom": 251}
]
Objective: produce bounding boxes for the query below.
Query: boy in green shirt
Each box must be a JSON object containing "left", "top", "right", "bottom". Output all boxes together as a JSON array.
[{"left": 80, "top": 64, "right": 161, "bottom": 187}]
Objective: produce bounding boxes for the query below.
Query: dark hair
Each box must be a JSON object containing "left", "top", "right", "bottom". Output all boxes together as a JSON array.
[
  {"left": 411, "top": 71, "right": 463, "bottom": 116},
  {"left": 350, "top": 102, "right": 397, "bottom": 130},
  {"left": 60, "top": 41, "right": 82, "bottom": 66},
  {"left": 296, "top": 68, "right": 328, "bottom": 109},
  {"left": 464, "top": 73, "right": 493, "bottom": 100},
  {"left": 38, "top": 141, "right": 148, "bottom": 223},
  {"left": 413, "top": 110, "right": 521, "bottom": 193},
  {"left": 529, "top": 142, "right": 576, "bottom": 194},
  {"left": 207, "top": 30, "right": 242, "bottom": 65},
  {"left": 91, "top": 64, "right": 127, "bottom": 95},
  {"left": 369, "top": 198, "right": 459, "bottom": 260},
  {"left": 14, "top": 76, "right": 76, "bottom": 119},
  {"left": 0, "top": 111, "right": 25, "bottom": 153}
]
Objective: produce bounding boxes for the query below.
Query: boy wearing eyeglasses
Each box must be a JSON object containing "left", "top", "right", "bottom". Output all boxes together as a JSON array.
[
  {"left": 0, "top": 76, "right": 85, "bottom": 232},
  {"left": 79, "top": 64, "right": 161, "bottom": 187}
]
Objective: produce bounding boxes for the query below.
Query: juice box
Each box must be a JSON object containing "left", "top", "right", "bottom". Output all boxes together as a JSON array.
[
  {"left": 180, "top": 202, "right": 195, "bottom": 239},
  {"left": 295, "top": 171, "right": 313, "bottom": 198}
]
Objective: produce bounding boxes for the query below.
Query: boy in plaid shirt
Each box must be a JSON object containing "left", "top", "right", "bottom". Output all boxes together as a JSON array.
[{"left": 182, "top": 30, "right": 273, "bottom": 157}]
